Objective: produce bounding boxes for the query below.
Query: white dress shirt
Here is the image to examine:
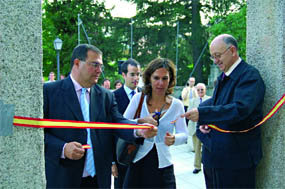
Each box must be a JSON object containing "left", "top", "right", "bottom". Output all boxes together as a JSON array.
[
  {"left": 123, "top": 85, "right": 138, "bottom": 101},
  {"left": 124, "top": 92, "right": 188, "bottom": 168},
  {"left": 225, "top": 57, "right": 242, "bottom": 76},
  {"left": 68, "top": 74, "right": 92, "bottom": 177}
]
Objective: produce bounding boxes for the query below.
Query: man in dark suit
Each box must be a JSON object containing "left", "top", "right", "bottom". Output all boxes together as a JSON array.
[
  {"left": 44, "top": 44, "right": 157, "bottom": 188},
  {"left": 112, "top": 58, "right": 141, "bottom": 188},
  {"left": 182, "top": 34, "right": 265, "bottom": 188}
]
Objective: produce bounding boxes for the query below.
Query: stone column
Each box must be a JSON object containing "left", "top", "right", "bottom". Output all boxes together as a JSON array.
[
  {"left": 207, "top": 63, "right": 220, "bottom": 96},
  {"left": 0, "top": 0, "right": 45, "bottom": 188},
  {"left": 247, "top": 0, "right": 285, "bottom": 188}
]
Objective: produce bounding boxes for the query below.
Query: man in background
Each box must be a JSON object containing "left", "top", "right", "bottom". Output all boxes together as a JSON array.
[
  {"left": 112, "top": 58, "right": 141, "bottom": 188},
  {"left": 187, "top": 83, "right": 211, "bottom": 174},
  {"left": 102, "top": 78, "right": 111, "bottom": 89},
  {"left": 181, "top": 77, "right": 198, "bottom": 125},
  {"left": 46, "top": 71, "right": 56, "bottom": 83}
]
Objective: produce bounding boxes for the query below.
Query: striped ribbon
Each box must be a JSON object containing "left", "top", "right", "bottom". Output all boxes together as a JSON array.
[
  {"left": 12, "top": 94, "right": 285, "bottom": 133},
  {"left": 82, "top": 145, "right": 91, "bottom": 149},
  {"left": 207, "top": 94, "right": 285, "bottom": 133},
  {"left": 13, "top": 116, "right": 152, "bottom": 129}
]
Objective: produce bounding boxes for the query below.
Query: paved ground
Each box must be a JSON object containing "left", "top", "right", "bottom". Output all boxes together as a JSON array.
[
  {"left": 112, "top": 143, "right": 206, "bottom": 189},
  {"left": 170, "top": 144, "right": 206, "bottom": 189}
]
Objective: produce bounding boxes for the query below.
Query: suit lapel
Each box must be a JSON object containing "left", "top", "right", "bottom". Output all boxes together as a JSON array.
[
  {"left": 213, "top": 74, "right": 223, "bottom": 105},
  {"left": 62, "top": 77, "right": 84, "bottom": 121},
  {"left": 121, "top": 87, "right": 130, "bottom": 106},
  {"left": 90, "top": 85, "right": 102, "bottom": 122}
]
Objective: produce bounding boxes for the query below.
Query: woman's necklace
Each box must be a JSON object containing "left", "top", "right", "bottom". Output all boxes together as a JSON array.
[{"left": 152, "top": 102, "right": 167, "bottom": 126}]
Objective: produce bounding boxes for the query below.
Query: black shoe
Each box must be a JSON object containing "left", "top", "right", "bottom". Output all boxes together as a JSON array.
[{"left": 193, "top": 169, "right": 201, "bottom": 174}]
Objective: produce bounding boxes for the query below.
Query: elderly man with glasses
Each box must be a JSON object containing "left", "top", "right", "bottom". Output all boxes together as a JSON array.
[
  {"left": 182, "top": 34, "right": 265, "bottom": 188},
  {"left": 187, "top": 83, "right": 211, "bottom": 174}
]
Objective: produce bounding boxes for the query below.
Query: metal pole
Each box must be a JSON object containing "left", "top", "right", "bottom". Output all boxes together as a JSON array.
[
  {"left": 81, "top": 23, "right": 91, "bottom": 44},
  {"left": 175, "top": 21, "right": 179, "bottom": 80},
  {"left": 78, "top": 14, "right": 80, "bottom": 45},
  {"left": 56, "top": 50, "right": 60, "bottom": 81},
  {"left": 130, "top": 18, "right": 133, "bottom": 58},
  {"left": 189, "top": 41, "right": 208, "bottom": 78}
]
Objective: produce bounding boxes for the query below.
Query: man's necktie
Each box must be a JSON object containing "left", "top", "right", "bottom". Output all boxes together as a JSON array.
[
  {"left": 200, "top": 98, "right": 202, "bottom": 104},
  {"left": 130, "top": 90, "right": 136, "bottom": 98},
  {"left": 221, "top": 72, "right": 226, "bottom": 80},
  {"left": 221, "top": 72, "right": 229, "bottom": 82},
  {"left": 189, "top": 88, "right": 193, "bottom": 100},
  {"left": 80, "top": 88, "right": 95, "bottom": 177}
]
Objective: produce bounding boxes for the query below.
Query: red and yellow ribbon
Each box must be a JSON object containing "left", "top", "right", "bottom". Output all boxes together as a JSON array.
[
  {"left": 12, "top": 94, "right": 285, "bottom": 134},
  {"left": 13, "top": 116, "right": 152, "bottom": 129},
  {"left": 82, "top": 145, "right": 91, "bottom": 149},
  {"left": 207, "top": 94, "right": 285, "bottom": 133}
]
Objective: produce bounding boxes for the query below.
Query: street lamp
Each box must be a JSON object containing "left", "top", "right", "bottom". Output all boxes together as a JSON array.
[
  {"left": 53, "top": 37, "right": 63, "bottom": 81},
  {"left": 130, "top": 18, "right": 133, "bottom": 59}
]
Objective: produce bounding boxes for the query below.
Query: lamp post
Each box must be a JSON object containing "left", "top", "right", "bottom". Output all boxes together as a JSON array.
[
  {"left": 130, "top": 18, "right": 133, "bottom": 59},
  {"left": 175, "top": 21, "right": 179, "bottom": 84},
  {"left": 53, "top": 37, "right": 63, "bottom": 81}
]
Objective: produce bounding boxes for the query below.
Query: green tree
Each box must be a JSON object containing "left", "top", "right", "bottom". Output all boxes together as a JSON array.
[
  {"left": 42, "top": 0, "right": 129, "bottom": 86},
  {"left": 123, "top": 0, "right": 246, "bottom": 85},
  {"left": 124, "top": 0, "right": 197, "bottom": 85},
  {"left": 207, "top": 5, "right": 247, "bottom": 59},
  {"left": 42, "top": 0, "right": 247, "bottom": 86}
]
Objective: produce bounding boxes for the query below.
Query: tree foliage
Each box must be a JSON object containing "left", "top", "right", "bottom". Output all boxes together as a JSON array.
[
  {"left": 207, "top": 5, "right": 247, "bottom": 60},
  {"left": 42, "top": 0, "right": 247, "bottom": 87},
  {"left": 124, "top": 0, "right": 246, "bottom": 84},
  {"left": 42, "top": 0, "right": 128, "bottom": 84}
]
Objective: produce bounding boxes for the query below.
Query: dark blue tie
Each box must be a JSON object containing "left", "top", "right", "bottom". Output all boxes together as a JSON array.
[{"left": 130, "top": 90, "right": 136, "bottom": 98}]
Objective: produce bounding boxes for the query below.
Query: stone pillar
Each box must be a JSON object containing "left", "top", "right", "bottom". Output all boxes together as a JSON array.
[
  {"left": 247, "top": 0, "right": 285, "bottom": 188},
  {"left": 0, "top": 0, "right": 45, "bottom": 188},
  {"left": 207, "top": 63, "right": 221, "bottom": 96}
]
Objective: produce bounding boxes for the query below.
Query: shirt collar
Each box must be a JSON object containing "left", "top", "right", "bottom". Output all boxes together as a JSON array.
[
  {"left": 225, "top": 57, "right": 242, "bottom": 76},
  {"left": 123, "top": 85, "right": 137, "bottom": 95},
  {"left": 70, "top": 74, "right": 90, "bottom": 93}
]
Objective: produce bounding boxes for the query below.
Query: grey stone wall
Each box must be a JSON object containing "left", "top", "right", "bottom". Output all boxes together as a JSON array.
[
  {"left": 247, "top": 0, "right": 285, "bottom": 188},
  {"left": 0, "top": 0, "right": 45, "bottom": 188}
]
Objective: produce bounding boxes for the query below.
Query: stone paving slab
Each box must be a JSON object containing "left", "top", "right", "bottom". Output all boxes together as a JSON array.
[
  {"left": 170, "top": 144, "right": 206, "bottom": 189},
  {"left": 111, "top": 143, "right": 206, "bottom": 189}
]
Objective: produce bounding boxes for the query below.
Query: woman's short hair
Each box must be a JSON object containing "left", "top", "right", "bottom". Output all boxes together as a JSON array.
[
  {"left": 143, "top": 58, "right": 176, "bottom": 97},
  {"left": 114, "top": 79, "right": 122, "bottom": 87}
]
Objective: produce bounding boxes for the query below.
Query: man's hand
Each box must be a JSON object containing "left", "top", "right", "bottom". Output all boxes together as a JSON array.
[
  {"left": 181, "top": 108, "right": 199, "bottom": 122},
  {"left": 136, "top": 124, "right": 158, "bottom": 138},
  {"left": 111, "top": 164, "right": 118, "bottom": 178},
  {"left": 164, "top": 132, "right": 175, "bottom": 146},
  {"left": 199, "top": 125, "right": 211, "bottom": 134},
  {"left": 64, "top": 142, "right": 85, "bottom": 160}
]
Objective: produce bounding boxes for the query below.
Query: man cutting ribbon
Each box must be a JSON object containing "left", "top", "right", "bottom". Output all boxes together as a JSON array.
[
  {"left": 182, "top": 34, "right": 265, "bottom": 189},
  {"left": 44, "top": 44, "right": 157, "bottom": 189}
]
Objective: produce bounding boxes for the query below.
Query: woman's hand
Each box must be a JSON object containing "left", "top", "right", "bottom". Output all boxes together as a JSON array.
[
  {"left": 137, "top": 113, "right": 158, "bottom": 126},
  {"left": 164, "top": 132, "right": 175, "bottom": 146}
]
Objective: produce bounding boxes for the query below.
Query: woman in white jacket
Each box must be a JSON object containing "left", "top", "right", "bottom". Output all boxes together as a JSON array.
[{"left": 123, "top": 58, "right": 188, "bottom": 188}]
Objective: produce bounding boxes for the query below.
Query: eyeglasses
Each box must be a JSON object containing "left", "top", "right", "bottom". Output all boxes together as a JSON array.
[
  {"left": 89, "top": 62, "right": 104, "bottom": 71},
  {"left": 197, "top": 89, "right": 204, "bottom": 91},
  {"left": 210, "top": 46, "right": 231, "bottom": 61},
  {"left": 81, "top": 61, "right": 104, "bottom": 71}
]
